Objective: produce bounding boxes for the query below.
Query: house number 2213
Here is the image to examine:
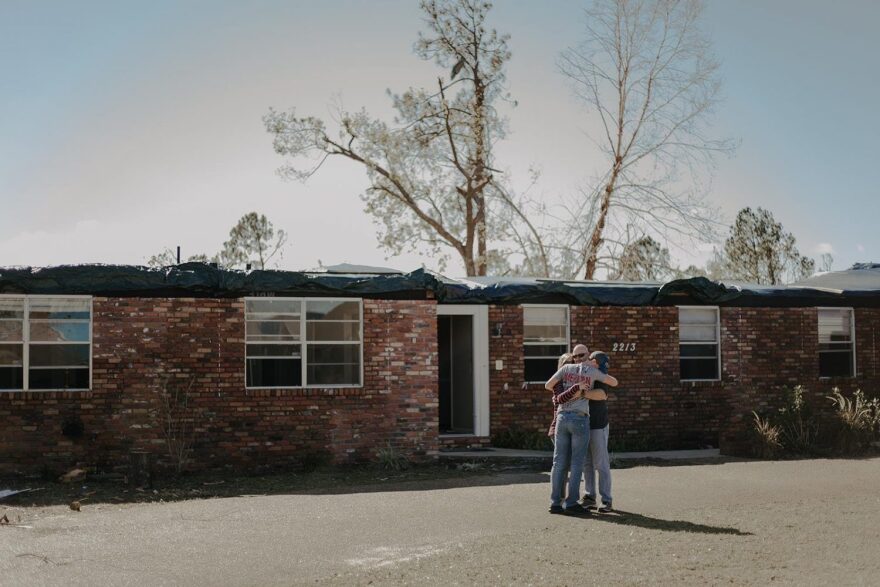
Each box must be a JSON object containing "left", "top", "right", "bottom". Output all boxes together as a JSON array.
[{"left": 612, "top": 342, "right": 636, "bottom": 352}]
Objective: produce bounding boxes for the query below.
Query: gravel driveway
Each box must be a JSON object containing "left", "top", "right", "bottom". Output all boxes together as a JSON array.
[{"left": 2, "top": 457, "right": 879, "bottom": 586}]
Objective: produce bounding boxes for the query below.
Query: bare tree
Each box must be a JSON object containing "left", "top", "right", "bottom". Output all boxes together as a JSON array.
[
  {"left": 219, "top": 212, "right": 287, "bottom": 270},
  {"left": 820, "top": 252, "right": 834, "bottom": 273},
  {"left": 559, "top": 0, "right": 735, "bottom": 279},
  {"left": 717, "top": 207, "right": 815, "bottom": 284},
  {"left": 154, "top": 376, "right": 198, "bottom": 475},
  {"left": 264, "top": 0, "right": 532, "bottom": 276}
]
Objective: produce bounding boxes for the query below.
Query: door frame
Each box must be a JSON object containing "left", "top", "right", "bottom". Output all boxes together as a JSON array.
[{"left": 436, "top": 305, "right": 490, "bottom": 437}]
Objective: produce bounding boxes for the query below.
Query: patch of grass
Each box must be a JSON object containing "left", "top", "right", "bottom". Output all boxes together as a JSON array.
[
  {"left": 377, "top": 443, "right": 409, "bottom": 471},
  {"left": 608, "top": 433, "right": 660, "bottom": 453},
  {"left": 491, "top": 427, "right": 552, "bottom": 451}
]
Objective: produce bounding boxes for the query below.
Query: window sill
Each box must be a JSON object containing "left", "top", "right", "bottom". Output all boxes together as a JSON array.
[
  {"left": 0, "top": 390, "right": 94, "bottom": 399},
  {"left": 246, "top": 386, "right": 367, "bottom": 397}
]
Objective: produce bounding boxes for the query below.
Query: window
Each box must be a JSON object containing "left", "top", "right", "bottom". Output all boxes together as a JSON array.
[
  {"left": 0, "top": 296, "right": 92, "bottom": 391},
  {"left": 523, "top": 305, "right": 569, "bottom": 383},
  {"left": 679, "top": 306, "right": 720, "bottom": 381},
  {"left": 245, "top": 298, "right": 362, "bottom": 388},
  {"left": 818, "top": 308, "right": 854, "bottom": 377}
]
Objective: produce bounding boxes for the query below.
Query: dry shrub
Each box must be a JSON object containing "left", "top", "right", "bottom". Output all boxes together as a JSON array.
[
  {"left": 751, "top": 411, "right": 782, "bottom": 459},
  {"left": 827, "top": 388, "right": 880, "bottom": 453}
]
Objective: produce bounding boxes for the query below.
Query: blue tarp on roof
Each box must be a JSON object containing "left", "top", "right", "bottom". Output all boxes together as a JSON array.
[{"left": 0, "top": 263, "right": 878, "bottom": 307}]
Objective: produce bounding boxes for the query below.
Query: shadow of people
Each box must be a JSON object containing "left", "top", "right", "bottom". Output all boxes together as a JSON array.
[{"left": 588, "top": 509, "right": 753, "bottom": 536}]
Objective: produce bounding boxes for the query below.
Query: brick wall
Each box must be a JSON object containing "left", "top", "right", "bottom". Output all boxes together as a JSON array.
[
  {"left": 489, "top": 305, "right": 880, "bottom": 452},
  {"left": 4, "top": 297, "right": 878, "bottom": 473},
  {"left": 0, "top": 297, "right": 439, "bottom": 475}
]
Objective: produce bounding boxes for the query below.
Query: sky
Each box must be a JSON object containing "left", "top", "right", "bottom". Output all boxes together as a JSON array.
[{"left": 1, "top": 0, "right": 877, "bottom": 276}]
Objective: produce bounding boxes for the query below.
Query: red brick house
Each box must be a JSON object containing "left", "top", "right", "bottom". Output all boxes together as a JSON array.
[{"left": 1, "top": 263, "right": 877, "bottom": 474}]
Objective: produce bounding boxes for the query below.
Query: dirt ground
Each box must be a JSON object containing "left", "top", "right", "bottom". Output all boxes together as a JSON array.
[{"left": 2, "top": 457, "right": 879, "bottom": 586}]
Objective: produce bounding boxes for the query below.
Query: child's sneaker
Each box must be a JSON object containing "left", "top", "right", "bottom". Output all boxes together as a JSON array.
[{"left": 598, "top": 502, "right": 613, "bottom": 513}]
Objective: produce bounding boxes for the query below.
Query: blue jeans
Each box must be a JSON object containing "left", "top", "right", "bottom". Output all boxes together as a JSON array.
[
  {"left": 583, "top": 425, "right": 612, "bottom": 505},
  {"left": 550, "top": 412, "right": 590, "bottom": 508}
]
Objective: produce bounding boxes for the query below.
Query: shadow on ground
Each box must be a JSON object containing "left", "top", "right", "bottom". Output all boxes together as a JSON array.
[
  {"left": 0, "top": 467, "right": 548, "bottom": 508},
  {"left": 588, "top": 509, "right": 753, "bottom": 536}
]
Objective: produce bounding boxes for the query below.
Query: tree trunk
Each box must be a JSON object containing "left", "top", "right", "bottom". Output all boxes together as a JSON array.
[{"left": 583, "top": 162, "right": 621, "bottom": 279}]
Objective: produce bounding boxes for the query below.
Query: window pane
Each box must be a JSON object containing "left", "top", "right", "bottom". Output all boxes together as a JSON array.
[
  {"left": 306, "top": 321, "right": 360, "bottom": 342},
  {"left": 0, "top": 299, "right": 24, "bottom": 319},
  {"left": 0, "top": 345, "right": 23, "bottom": 366},
  {"left": 245, "top": 320, "right": 300, "bottom": 341},
  {"left": 246, "top": 344, "right": 300, "bottom": 358},
  {"left": 28, "top": 298, "right": 90, "bottom": 320},
  {"left": 818, "top": 309, "right": 852, "bottom": 344},
  {"left": 680, "top": 324, "right": 717, "bottom": 342},
  {"left": 819, "top": 351, "right": 853, "bottom": 377},
  {"left": 306, "top": 300, "right": 360, "bottom": 321},
  {"left": 29, "top": 368, "right": 89, "bottom": 390},
  {"left": 680, "top": 344, "right": 718, "bottom": 358},
  {"left": 307, "top": 344, "right": 360, "bottom": 364},
  {"left": 524, "top": 307, "right": 567, "bottom": 326},
  {"left": 523, "top": 324, "right": 567, "bottom": 343},
  {"left": 306, "top": 344, "right": 360, "bottom": 385},
  {"left": 0, "top": 367, "right": 23, "bottom": 390},
  {"left": 523, "top": 344, "right": 568, "bottom": 359},
  {"left": 525, "top": 358, "right": 558, "bottom": 382},
  {"left": 29, "top": 344, "right": 90, "bottom": 367},
  {"left": 245, "top": 299, "right": 300, "bottom": 317},
  {"left": 29, "top": 321, "right": 90, "bottom": 342},
  {"left": 246, "top": 358, "right": 301, "bottom": 387},
  {"left": 680, "top": 358, "right": 718, "bottom": 380},
  {"left": 0, "top": 321, "right": 23, "bottom": 342},
  {"left": 679, "top": 308, "right": 718, "bottom": 325},
  {"left": 307, "top": 363, "right": 361, "bottom": 385}
]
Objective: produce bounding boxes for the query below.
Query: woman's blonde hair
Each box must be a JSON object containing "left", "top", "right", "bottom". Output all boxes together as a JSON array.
[{"left": 557, "top": 353, "right": 573, "bottom": 369}]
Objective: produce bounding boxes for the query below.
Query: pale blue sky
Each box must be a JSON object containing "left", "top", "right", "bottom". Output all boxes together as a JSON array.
[{"left": 1, "top": 0, "right": 877, "bottom": 274}]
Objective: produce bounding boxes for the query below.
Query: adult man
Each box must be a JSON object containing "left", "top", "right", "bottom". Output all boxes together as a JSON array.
[{"left": 545, "top": 344, "right": 618, "bottom": 515}]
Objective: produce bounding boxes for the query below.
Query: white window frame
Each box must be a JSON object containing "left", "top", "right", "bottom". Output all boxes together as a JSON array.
[
  {"left": 678, "top": 305, "right": 721, "bottom": 383},
  {"left": 522, "top": 304, "right": 571, "bottom": 384},
  {"left": 244, "top": 297, "right": 363, "bottom": 389},
  {"left": 817, "top": 307, "right": 856, "bottom": 378},
  {"left": 0, "top": 294, "right": 93, "bottom": 392}
]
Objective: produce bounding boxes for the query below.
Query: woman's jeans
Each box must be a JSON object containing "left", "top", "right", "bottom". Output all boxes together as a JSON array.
[
  {"left": 584, "top": 425, "right": 612, "bottom": 505},
  {"left": 550, "top": 411, "right": 590, "bottom": 508}
]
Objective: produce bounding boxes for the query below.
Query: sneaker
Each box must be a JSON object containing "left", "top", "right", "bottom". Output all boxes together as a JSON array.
[
  {"left": 563, "top": 503, "right": 589, "bottom": 516},
  {"left": 581, "top": 495, "right": 597, "bottom": 508},
  {"left": 598, "top": 502, "right": 613, "bottom": 513},
  {"left": 549, "top": 505, "right": 564, "bottom": 514}
]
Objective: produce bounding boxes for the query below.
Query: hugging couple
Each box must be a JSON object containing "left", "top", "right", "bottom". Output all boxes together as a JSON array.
[{"left": 545, "top": 343, "right": 618, "bottom": 516}]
